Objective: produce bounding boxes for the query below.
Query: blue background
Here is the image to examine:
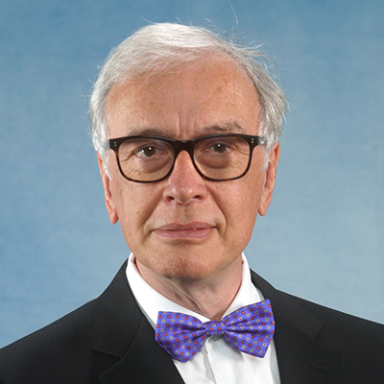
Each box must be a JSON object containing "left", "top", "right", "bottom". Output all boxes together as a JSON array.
[{"left": 1, "top": 0, "right": 383, "bottom": 348}]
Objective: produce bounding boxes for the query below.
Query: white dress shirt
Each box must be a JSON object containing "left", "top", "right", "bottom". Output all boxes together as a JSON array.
[{"left": 126, "top": 254, "right": 281, "bottom": 384}]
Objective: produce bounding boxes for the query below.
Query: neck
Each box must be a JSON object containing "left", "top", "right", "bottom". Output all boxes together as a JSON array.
[{"left": 135, "top": 256, "right": 243, "bottom": 320}]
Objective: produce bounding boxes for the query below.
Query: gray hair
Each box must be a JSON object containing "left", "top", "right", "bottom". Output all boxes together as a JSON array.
[{"left": 89, "top": 23, "right": 287, "bottom": 169}]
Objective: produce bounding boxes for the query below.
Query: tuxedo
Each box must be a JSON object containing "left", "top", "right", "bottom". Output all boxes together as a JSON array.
[{"left": 0, "top": 261, "right": 383, "bottom": 384}]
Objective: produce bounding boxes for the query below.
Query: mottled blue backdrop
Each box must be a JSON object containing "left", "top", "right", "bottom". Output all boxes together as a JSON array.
[{"left": 1, "top": 0, "right": 383, "bottom": 347}]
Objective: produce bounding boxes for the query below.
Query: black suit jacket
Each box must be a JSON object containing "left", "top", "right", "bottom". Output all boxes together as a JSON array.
[{"left": 0, "top": 261, "right": 383, "bottom": 384}]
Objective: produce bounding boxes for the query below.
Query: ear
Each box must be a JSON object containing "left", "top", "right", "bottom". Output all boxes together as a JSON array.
[
  {"left": 258, "top": 142, "right": 280, "bottom": 216},
  {"left": 97, "top": 153, "right": 119, "bottom": 224}
]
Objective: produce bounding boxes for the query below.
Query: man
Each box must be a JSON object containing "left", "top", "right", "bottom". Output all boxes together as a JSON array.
[{"left": 0, "top": 23, "right": 383, "bottom": 384}]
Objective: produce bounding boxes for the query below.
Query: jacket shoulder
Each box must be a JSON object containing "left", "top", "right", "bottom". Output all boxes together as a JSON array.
[
  {"left": 278, "top": 290, "right": 384, "bottom": 383},
  {"left": 0, "top": 299, "right": 116, "bottom": 384},
  {"left": 290, "top": 293, "right": 384, "bottom": 346},
  {"left": 251, "top": 270, "right": 384, "bottom": 382}
]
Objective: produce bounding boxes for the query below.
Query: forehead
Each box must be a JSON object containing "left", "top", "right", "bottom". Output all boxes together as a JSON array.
[{"left": 106, "top": 56, "right": 260, "bottom": 138}]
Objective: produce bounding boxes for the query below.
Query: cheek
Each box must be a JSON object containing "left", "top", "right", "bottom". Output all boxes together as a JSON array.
[
  {"left": 115, "top": 183, "right": 164, "bottom": 241},
  {"left": 218, "top": 173, "right": 264, "bottom": 233},
  {"left": 213, "top": 183, "right": 259, "bottom": 234}
]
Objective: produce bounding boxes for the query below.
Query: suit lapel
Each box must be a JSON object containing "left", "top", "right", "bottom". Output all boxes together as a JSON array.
[
  {"left": 99, "top": 317, "right": 185, "bottom": 384},
  {"left": 251, "top": 271, "right": 345, "bottom": 384},
  {"left": 92, "top": 261, "right": 185, "bottom": 384},
  {"left": 91, "top": 261, "right": 346, "bottom": 383}
]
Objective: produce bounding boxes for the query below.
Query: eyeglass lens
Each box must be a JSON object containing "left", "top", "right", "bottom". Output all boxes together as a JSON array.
[{"left": 117, "top": 136, "right": 251, "bottom": 182}]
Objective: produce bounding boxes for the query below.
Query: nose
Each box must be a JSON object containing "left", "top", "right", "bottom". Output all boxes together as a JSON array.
[{"left": 162, "top": 150, "right": 208, "bottom": 204}]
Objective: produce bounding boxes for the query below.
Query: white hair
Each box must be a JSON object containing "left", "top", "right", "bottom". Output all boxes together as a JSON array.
[{"left": 89, "top": 23, "right": 287, "bottom": 171}]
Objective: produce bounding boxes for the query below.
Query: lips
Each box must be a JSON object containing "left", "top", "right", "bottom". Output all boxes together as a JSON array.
[{"left": 153, "top": 222, "right": 215, "bottom": 240}]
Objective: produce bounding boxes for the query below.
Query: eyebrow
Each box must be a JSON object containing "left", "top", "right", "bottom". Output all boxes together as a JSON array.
[
  {"left": 123, "top": 121, "right": 245, "bottom": 138},
  {"left": 125, "top": 127, "right": 169, "bottom": 137},
  {"left": 200, "top": 121, "right": 245, "bottom": 134}
]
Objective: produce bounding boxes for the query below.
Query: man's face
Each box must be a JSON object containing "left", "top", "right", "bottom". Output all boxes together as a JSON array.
[{"left": 99, "top": 56, "right": 279, "bottom": 283}]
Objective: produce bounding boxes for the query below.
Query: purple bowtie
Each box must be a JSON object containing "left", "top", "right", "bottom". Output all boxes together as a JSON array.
[{"left": 155, "top": 299, "right": 275, "bottom": 362}]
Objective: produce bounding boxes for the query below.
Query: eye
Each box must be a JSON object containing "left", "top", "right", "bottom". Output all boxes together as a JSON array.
[
  {"left": 201, "top": 139, "right": 234, "bottom": 155},
  {"left": 138, "top": 145, "right": 161, "bottom": 157},
  {"left": 132, "top": 140, "right": 169, "bottom": 158},
  {"left": 209, "top": 142, "right": 229, "bottom": 154}
]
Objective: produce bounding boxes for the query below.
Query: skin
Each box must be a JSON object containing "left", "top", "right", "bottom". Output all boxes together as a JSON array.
[{"left": 98, "top": 56, "right": 280, "bottom": 320}]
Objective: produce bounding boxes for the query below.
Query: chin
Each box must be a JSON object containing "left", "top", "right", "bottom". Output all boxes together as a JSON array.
[
  {"left": 139, "top": 250, "right": 198, "bottom": 278},
  {"left": 156, "top": 253, "right": 230, "bottom": 282}
]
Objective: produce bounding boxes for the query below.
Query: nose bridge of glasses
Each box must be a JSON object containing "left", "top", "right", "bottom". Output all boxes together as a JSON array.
[
  {"left": 172, "top": 140, "right": 196, "bottom": 161},
  {"left": 171, "top": 140, "right": 202, "bottom": 176}
]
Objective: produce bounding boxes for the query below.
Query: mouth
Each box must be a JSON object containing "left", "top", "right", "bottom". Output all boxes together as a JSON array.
[{"left": 153, "top": 222, "right": 215, "bottom": 241}]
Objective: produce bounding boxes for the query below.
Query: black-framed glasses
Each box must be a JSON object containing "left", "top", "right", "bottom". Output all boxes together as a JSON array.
[{"left": 109, "top": 134, "right": 266, "bottom": 183}]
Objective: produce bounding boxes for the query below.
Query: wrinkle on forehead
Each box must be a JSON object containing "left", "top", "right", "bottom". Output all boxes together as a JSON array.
[{"left": 106, "top": 55, "right": 260, "bottom": 139}]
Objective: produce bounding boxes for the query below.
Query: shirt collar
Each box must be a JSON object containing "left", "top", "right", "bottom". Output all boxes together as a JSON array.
[{"left": 126, "top": 253, "right": 263, "bottom": 328}]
